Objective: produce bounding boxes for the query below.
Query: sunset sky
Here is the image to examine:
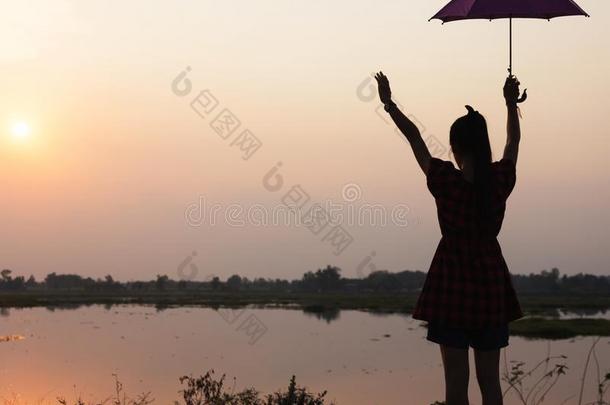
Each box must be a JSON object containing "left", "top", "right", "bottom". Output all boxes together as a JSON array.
[{"left": 1, "top": 0, "right": 608, "bottom": 281}]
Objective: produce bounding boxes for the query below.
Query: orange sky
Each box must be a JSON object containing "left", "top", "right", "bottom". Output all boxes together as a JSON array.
[{"left": 1, "top": 0, "right": 608, "bottom": 280}]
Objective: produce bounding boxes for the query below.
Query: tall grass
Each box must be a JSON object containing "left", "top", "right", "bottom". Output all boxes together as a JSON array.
[{"left": 500, "top": 337, "right": 608, "bottom": 405}]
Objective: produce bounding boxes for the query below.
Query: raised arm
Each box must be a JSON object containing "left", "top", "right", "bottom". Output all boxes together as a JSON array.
[
  {"left": 374, "top": 71, "right": 431, "bottom": 174},
  {"left": 503, "top": 76, "right": 526, "bottom": 164}
]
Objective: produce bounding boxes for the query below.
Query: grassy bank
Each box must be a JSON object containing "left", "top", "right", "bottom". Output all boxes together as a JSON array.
[
  {"left": 1, "top": 290, "right": 609, "bottom": 313},
  {"left": 509, "top": 317, "right": 610, "bottom": 339}
]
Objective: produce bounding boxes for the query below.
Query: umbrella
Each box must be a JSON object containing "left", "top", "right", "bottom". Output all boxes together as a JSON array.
[{"left": 430, "top": 0, "right": 589, "bottom": 76}]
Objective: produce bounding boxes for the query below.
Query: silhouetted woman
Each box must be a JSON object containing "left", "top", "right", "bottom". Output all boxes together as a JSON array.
[{"left": 375, "top": 71, "right": 525, "bottom": 405}]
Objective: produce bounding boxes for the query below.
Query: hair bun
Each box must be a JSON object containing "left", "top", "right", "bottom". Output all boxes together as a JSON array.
[{"left": 465, "top": 105, "right": 477, "bottom": 115}]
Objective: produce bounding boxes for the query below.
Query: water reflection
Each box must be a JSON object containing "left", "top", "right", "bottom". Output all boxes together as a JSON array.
[
  {"left": 0, "top": 306, "right": 607, "bottom": 404},
  {"left": 302, "top": 305, "right": 341, "bottom": 323},
  {"left": 4, "top": 303, "right": 607, "bottom": 321}
]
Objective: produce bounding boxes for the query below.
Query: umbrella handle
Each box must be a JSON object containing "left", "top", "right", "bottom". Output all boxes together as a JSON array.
[{"left": 508, "top": 17, "right": 512, "bottom": 77}]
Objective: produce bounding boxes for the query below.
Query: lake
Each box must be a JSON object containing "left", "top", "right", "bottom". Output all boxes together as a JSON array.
[{"left": 1, "top": 306, "right": 608, "bottom": 405}]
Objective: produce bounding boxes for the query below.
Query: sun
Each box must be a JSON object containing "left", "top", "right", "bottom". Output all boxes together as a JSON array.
[{"left": 10, "top": 121, "right": 31, "bottom": 140}]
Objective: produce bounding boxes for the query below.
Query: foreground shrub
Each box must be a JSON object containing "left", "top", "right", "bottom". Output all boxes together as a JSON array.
[{"left": 177, "top": 370, "right": 334, "bottom": 405}]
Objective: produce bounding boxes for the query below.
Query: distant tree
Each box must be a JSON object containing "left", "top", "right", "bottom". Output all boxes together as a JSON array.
[
  {"left": 550, "top": 267, "right": 560, "bottom": 281},
  {"left": 300, "top": 266, "right": 342, "bottom": 292},
  {"left": 25, "top": 275, "right": 37, "bottom": 288},
  {"left": 155, "top": 274, "right": 169, "bottom": 291},
  {"left": 315, "top": 265, "right": 342, "bottom": 291},
  {"left": 227, "top": 274, "right": 242, "bottom": 291},
  {"left": 11, "top": 276, "right": 25, "bottom": 290},
  {"left": 44, "top": 273, "right": 87, "bottom": 290},
  {"left": 101, "top": 274, "right": 122, "bottom": 291},
  {"left": 0, "top": 269, "right": 25, "bottom": 291},
  {"left": 301, "top": 271, "right": 318, "bottom": 292},
  {"left": 210, "top": 276, "right": 221, "bottom": 291},
  {"left": 1, "top": 269, "right": 12, "bottom": 281},
  {"left": 252, "top": 277, "right": 268, "bottom": 290}
]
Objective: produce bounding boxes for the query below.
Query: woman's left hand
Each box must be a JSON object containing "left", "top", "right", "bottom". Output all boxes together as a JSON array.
[{"left": 375, "top": 71, "right": 392, "bottom": 105}]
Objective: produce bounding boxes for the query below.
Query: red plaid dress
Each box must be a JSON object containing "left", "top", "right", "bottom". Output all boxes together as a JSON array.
[{"left": 412, "top": 157, "right": 523, "bottom": 329}]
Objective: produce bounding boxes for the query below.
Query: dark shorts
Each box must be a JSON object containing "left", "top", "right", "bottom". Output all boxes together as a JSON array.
[{"left": 426, "top": 321, "right": 509, "bottom": 350}]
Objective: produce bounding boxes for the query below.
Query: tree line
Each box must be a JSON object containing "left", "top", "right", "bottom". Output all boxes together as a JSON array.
[{"left": 0, "top": 266, "right": 608, "bottom": 295}]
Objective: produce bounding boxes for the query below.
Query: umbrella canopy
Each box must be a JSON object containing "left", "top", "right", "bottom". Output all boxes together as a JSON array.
[
  {"left": 430, "top": 0, "right": 589, "bottom": 76},
  {"left": 431, "top": 0, "right": 589, "bottom": 23}
]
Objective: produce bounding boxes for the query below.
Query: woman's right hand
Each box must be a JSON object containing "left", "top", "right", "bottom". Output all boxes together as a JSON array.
[{"left": 504, "top": 76, "right": 527, "bottom": 105}]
